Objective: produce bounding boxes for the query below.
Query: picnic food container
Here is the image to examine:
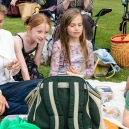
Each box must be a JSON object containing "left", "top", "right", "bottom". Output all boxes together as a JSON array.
[
  {"left": 103, "top": 106, "right": 121, "bottom": 120},
  {"left": 95, "top": 86, "right": 113, "bottom": 104},
  {"left": 111, "top": 34, "right": 129, "bottom": 69}
]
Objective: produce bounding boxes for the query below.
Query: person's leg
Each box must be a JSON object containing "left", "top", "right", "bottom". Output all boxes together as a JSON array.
[
  {"left": 0, "top": 79, "right": 42, "bottom": 115},
  {"left": 82, "top": 14, "right": 94, "bottom": 41},
  {"left": 2, "top": 0, "right": 11, "bottom": 8},
  {"left": 125, "top": 77, "right": 129, "bottom": 90}
]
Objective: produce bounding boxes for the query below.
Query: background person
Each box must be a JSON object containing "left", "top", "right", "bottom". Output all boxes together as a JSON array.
[
  {"left": 50, "top": 8, "right": 94, "bottom": 78},
  {"left": 57, "top": 0, "right": 94, "bottom": 41},
  {"left": 122, "top": 91, "right": 129, "bottom": 128},
  {"left": 122, "top": 77, "right": 129, "bottom": 127},
  {"left": 3, "top": 0, "right": 18, "bottom": 8}
]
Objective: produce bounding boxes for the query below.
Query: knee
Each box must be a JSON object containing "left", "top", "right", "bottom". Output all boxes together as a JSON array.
[{"left": 33, "top": 79, "right": 42, "bottom": 84}]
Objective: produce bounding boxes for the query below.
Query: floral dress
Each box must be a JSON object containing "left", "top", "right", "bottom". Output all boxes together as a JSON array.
[
  {"left": 13, "top": 34, "right": 44, "bottom": 81},
  {"left": 50, "top": 40, "right": 94, "bottom": 78}
]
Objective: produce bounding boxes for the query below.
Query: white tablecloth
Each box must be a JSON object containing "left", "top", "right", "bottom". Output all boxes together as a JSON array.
[{"left": 86, "top": 79, "right": 129, "bottom": 129}]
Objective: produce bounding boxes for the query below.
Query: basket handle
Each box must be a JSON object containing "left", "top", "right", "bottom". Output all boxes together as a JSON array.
[{"left": 122, "top": 20, "right": 129, "bottom": 34}]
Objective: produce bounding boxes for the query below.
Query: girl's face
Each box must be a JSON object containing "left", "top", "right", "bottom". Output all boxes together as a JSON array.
[
  {"left": 28, "top": 23, "right": 50, "bottom": 43},
  {"left": 0, "top": 12, "right": 4, "bottom": 29},
  {"left": 67, "top": 14, "right": 83, "bottom": 39}
]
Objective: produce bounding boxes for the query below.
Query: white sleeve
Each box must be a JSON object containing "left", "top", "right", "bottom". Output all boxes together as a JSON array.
[{"left": 0, "top": 90, "right": 2, "bottom": 94}]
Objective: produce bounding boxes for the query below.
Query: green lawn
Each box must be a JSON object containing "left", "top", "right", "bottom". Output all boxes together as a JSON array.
[
  {"left": 1, "top": 1, "right": 128, "bottom": 128},
  {"left": 3, "top": 0, "right": 129, "bottom": 82}
]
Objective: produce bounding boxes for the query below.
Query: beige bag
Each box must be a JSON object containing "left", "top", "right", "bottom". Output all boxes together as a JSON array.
[
  {"left": 18, "top": 2, "right": 40, "bottom": 20},
  {"left": 94, "top": 55, "right": 115, "bottom": 78}
]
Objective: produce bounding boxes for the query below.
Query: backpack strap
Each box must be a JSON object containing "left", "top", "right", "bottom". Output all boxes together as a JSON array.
[
  {"left": 68, "top": 81, "right": 84, "bottom": 129},
  {"left": 43, "top": 78, "right": 85, "bottom": 129},
  {"left": 43, "top": 81, "right": 64, "bottom": 129},
  {"left": 43, "top": 76, "right": 86, "bottom": 129}
]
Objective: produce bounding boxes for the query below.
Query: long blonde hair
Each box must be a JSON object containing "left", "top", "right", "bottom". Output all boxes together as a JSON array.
[
  {"left": 58, "top": 8, "right": 88, "bottom": 65},
  {"left": 0, "top": 4, "right": 7, "bottom": 15}
]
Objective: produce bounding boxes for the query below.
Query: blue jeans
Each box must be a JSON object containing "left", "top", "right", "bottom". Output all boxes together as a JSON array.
[
  {"left": 0, "top": 79, "right": 42, "bottom": 115},
  {"left": 2, "top": 0, "right": 10, "bottom": 8}
]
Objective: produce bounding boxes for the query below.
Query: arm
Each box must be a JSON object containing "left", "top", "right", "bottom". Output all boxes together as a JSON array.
[
  {"left": 123, "top": 109, "right": 129, "bottom": 127},
  {"left": 3, "top": 32, "right": 20, "bottom": 76},
  {"left": 34, "top": 42, "right": 45, "bottom": 68},
  {"left": 14, "top": 36, "right": 30, "bottom": 80},
  {"left": 123, "top": 92, "right": 129, "bottom": 127},
  {"left": 57, "top": 0, "right": 73, "bottom": 14},
  {"left": 9, "top": 34, "right": 21, "bottom": 75},
  {"left": 50, "top": 41, "right": 61, "bottom": 76},
  {"left": 84, "top": 0, "right": 93, "bottom": 12},
  {"left": 84, "top": 0, "right": 89, "bottom": 9},
  {"left": 82, "top": 40, "right": 94, "bottom": 78}
]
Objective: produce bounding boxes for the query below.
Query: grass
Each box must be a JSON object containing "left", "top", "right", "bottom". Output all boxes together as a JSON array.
[
  {"left": 92, "top": 0, "right": 129, "bottom": 82},
  {"left": 3, "top": 0, "right": 129, "bottom": 82}
]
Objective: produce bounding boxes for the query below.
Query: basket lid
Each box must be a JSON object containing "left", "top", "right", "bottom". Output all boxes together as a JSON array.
[{"left": 110, "top": 34, "right": 129, "bottom": 43}]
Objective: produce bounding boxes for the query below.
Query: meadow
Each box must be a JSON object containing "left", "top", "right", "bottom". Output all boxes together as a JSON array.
[{"left": 3, "top": 0, "right": 129, "bottom": 82}]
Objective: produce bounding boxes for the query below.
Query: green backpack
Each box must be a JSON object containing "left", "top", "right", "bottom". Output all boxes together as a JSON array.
[{"left": 25, "top": 76, "right": 105, "bottom": 129}]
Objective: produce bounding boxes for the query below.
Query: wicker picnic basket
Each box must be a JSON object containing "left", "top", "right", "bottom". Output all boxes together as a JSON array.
[{"left": 111, "top": 34, "right": 129, "bottom": 69}]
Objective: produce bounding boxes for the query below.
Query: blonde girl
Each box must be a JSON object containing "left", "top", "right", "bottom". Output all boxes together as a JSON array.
[{"left": 50, "top": 8, "right": 94, "bottom": 78}]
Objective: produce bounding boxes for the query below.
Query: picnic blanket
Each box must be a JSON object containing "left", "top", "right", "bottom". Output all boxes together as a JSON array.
[{"left": 86, "top": 79, "right": 129, "bottom": 129}]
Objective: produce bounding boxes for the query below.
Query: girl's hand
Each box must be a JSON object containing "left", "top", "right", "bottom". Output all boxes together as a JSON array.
[
  {"left": 11, "top": 59, "right": 21, "bottom": 73},
  {"left": 5, "top": 59, "right": 21, "bottom": 73},
  {"left": 67, "top": 66, "right": 82, "bottom": 75}
]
